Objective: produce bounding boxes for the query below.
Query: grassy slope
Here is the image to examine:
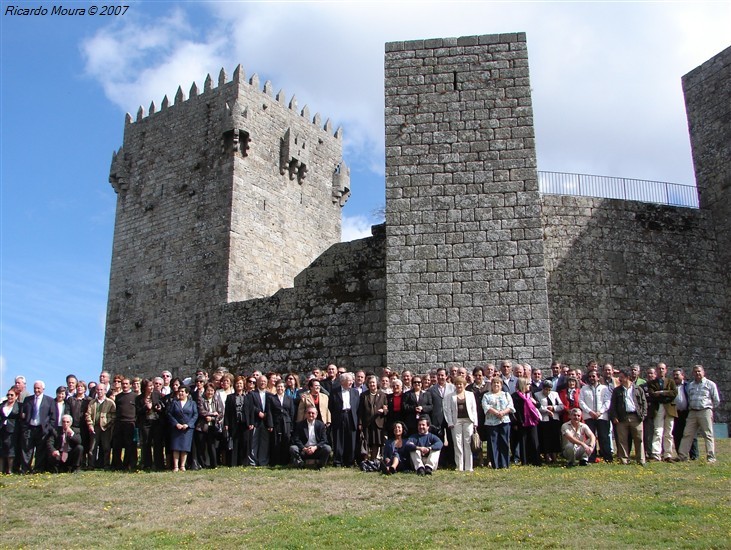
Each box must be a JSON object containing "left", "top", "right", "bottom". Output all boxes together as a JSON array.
[{"left": 1, "top": 440, "right": 729, "bottom": 549}]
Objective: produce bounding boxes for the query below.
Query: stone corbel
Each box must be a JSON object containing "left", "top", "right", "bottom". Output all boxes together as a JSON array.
[
  {"left": 109, "top": 147, "right": 129, "bottom": 194},
  {"left": 332, "top": 161, "right": 351, "bottom": 206},
  {"left": 280, "top": 128, "right": 309, "bottom": 184}
]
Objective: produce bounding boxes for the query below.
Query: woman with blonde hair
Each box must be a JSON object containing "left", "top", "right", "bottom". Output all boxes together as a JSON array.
[
  {"left": 444, "top": 376, "right": 478, "bottom": 471},
  {"left": 512, "top": 377, "right": 542, "bottom": 466}
]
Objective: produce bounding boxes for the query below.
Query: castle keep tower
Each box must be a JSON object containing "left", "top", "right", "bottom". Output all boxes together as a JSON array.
[
  {"left": 384, "top": 33, "right": 552, "bottom": 373},
  {"left": 104, "top": 67, "right": 349, "bottom": 375}
]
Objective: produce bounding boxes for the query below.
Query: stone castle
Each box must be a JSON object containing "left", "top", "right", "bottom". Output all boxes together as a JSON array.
[{"left": 103, "top": 33, "right": 730, "bottom": 422}]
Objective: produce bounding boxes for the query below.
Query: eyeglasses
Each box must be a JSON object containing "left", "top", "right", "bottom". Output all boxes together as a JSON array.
[{"left": 247, "top": 380, "right": 256, "bottom": 384}]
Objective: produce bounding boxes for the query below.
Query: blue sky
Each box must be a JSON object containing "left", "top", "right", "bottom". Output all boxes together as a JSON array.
[{"left": 2, "top": 1, "right": 729, "bottom": 392}]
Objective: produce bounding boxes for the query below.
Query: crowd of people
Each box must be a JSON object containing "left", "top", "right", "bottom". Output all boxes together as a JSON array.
[{"left": 0, "top": 360, "right": 721, "bottom": 475}]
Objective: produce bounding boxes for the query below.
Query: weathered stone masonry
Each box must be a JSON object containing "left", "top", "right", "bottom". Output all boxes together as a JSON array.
[
  {"left": 104, "top": 67, "right": 350, "bottom": 375},
  {"left": 384, "top": 33, "right": 552, "bottom": 373},
  {"left": 103, "top": 35, "right": 729, "bottom": 422}
]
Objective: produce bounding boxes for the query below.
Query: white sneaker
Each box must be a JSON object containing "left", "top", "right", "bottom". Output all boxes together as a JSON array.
[{"left": 707, "top": 457, "right": 717, "bottom": 463}]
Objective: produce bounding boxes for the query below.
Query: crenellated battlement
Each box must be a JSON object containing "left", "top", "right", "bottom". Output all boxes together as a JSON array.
[
  {"left": 105, "top": 59, "right": 350, "bottom": 378},
  {"left": 124, "top": 65, "right": 342, "bottom": 140}
]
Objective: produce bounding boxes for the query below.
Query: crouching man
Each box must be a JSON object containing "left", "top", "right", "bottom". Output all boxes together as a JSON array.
[
  {"left": 561, "top": 408, "right": 596, "bottom": 467},
  {"left": 289, "top": 405, "right": 331, "bottom": 469},
  {"left": 405, "top": 416, "right": 443, "bottom": 475},
  {"left": 46, "top": 414, "right": 83, "bottom": 473}
]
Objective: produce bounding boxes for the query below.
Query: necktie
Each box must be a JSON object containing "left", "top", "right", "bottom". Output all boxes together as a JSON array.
[{"left": 61, "top": 433, "right": 68, "bottom": 462}]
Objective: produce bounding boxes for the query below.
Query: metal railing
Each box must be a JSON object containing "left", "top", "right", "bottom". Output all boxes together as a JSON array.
[{"left": 538, "top": 171, "right": 699, "bottom": 208}]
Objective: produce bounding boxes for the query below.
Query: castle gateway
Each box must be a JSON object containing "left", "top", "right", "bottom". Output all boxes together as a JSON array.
[{"left": 103, "top": 34, "right": 730, "bottom": 422}]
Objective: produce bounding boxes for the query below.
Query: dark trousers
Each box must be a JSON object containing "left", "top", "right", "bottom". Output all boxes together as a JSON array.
[
  {"left": 486, "top": 423, "right": 511, "bottom": 469},
  {"left": 229, "top": 430, "right": 249, "bottom": 466},
  {"left": 20, "top": 426, "right": 47, "bottom": 472},
  {"left": 139, "top": 421, "right": 165, "bottom": 470},
  {"left": 112, "top": 422, "right": 137, "bottom": 471},
  {"left": 510, "top": 423, "right": 521, "bottom": 464},
  {"left": 673, "top": 410, "right": 698, "bottom": 460},
  {"left": 195, "top": 428, "right": 220, "bottom": 468},
  {"left": 290, "top": 444, "right": 331, "bottom": 468},
  {"left": 332, "top": 414, "right": 357, "bottom": 466},
  {"left": 515, "top": 424, "right": 542, "bottom": 466},
  {"left": 271, "top": 431, "right": 291, "bottom": 466},
  {"left": 248, "top": 424, "right": 270, "bottom": 466},
  {"left": 48, "top": 445, "right": 83, "bottom": 472},
  {"left": 586, "top": 418, "right": 613, "bottom": 462}
]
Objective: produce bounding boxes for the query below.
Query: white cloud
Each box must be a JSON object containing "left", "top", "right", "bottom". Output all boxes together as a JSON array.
[
  {"left": 81, "top": 9, "right": 227, "bottom": 114},
  {"left": 341, "top": 215, "right": 374, "bottom": 242},
  {"left": 80, "top": 3, "right": 730, "bottom": 191}
]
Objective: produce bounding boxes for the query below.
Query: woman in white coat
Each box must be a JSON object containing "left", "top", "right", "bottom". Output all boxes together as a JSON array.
[{"left": 445, "top": 376, "right": 479, "bottom": 471}]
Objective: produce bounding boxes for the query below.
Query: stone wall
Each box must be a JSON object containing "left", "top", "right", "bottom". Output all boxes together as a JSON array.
[
  {"left": 103, "top": 68, "right": 347, "bottom": 376},
  {"left": 683, "top": 45, "right": 731, "bottom": 366},
  {"left": 541, "top": 194, "right": 729, "bottom": 421},
  {"left": 199, "top": 226, "right": 385, "bottom": 374},
  {"left": 385, "top": 33, "right": 552, "bottom": 373}
]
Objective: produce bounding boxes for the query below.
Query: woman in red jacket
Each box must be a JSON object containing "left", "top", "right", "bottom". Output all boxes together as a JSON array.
[{"left": 559, "top": 377, "right": 581, "bottom": 422}]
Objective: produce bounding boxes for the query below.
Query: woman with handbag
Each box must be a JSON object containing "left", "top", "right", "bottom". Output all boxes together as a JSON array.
[{"left": 444, "top": 376, "right": 479, "bottom": 471}]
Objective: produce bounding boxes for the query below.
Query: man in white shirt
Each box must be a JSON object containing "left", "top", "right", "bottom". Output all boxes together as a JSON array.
[
  {"left": 579, "top": 371, "right": 612, "bottom": 463},
  {"left": 561, "top": 408, "right": 596, "bottom": 467},
  {"left": 160, "top": 371, "right": 173, "bottom": 396},
  {"left": 678, "top": 365, "right": 721, "bottom": 463},
  {"left": 289, "top": 406, "right": 331, "bottom": 468},
  {"left": 246, "top": 376, "right": 271, "bottom": 466},
  {"left": 329, "top": 373, "right": 359, "bottom": 467},
  {"left": 20, "top": 381, "right": 57, "bottom": 473}
]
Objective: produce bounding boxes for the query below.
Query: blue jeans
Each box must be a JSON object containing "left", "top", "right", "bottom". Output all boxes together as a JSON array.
[{"left": 486, "top": 423, "right": 511, "bottom": 469}]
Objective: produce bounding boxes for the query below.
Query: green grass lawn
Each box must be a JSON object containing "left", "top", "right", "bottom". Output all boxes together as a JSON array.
[{"left": 1, "top": 440, "right": 729, "bottom": 549}]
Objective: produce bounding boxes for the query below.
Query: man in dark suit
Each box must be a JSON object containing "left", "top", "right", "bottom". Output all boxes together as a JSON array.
[
  {"left": 269, "top": 380, "right": 296, "bottom": 466},
  {"left": 403, "top": 376, "right": 433, "bottom": 435},
  {"left": 427, "top": 368, "right": 454, "bottom": 467},
  {"left": 46, "top": 414, "right": 83, "bottom": 473},
  {"left": 328, "top": 372, "right": 359, "bottom": 467},
  {"left": 320, "top": 363, "right": 339, "bottom": 396},
  {"left": 20, "top": 380, "right": 58, "bottom": 473},
  {"left": 609, "top": 369, "right": 647, "bottom": 465},
  {"left": 245, "top": 376, "right": 272, "bottom": 466},
  {"left": 290, "top": 405, "right": 331, "bottom": 468}
]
